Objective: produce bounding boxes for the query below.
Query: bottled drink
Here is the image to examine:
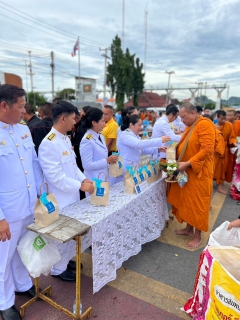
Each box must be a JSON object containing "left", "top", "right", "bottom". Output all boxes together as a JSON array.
[{"left": 73, "top": 298, "right": 82, "bottom": 315}]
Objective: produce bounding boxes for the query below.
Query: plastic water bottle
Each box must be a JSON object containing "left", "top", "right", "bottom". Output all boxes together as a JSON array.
[{"left": 73, "top": 297, "right": 82, "bottom": 315}]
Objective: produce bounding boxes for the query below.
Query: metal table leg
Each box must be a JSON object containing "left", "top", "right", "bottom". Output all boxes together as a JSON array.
[{"left": 20, "top": 235, "right": 92, "bottom": 319}]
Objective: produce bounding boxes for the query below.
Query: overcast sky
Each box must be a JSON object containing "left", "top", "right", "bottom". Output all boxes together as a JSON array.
[{"left": 0, "top": 0, "right": 239, "bottom": 102}]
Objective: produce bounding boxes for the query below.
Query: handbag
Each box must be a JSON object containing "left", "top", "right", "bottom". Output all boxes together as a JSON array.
[
  {"left": 124, "top": 165, "right": 139, "bottom": 194},
  {"left": 34, "top": 183, "right": 59, "bottom": 227},
  {"left": 109, "top": 152, "right": 124, "bottom": 177},
  {"left": 91, "top": 172, "right": 110, "bottom": 206}
]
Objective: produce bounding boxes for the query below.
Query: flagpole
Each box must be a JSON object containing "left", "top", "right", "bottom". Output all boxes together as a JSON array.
[{"left": 78, "top": 36, "right": 81, "bottom": 102}]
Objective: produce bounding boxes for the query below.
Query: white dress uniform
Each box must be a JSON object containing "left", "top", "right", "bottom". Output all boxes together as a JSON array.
[
  {"left": 117, "top": 129, "right": 163, "bottom": 174},
  {"left": 0, "top": 120, "right": 43, "bottom": 310},
  {"left": 172, "top": 116, "right": 186, "bottom": 131},
  {"left": 80, "top": 129, "right": 109, "bottom": 184},
  {"left": 38, "top": 127, "right": 86, "bottom": 275},
  {"left": 152, "top": 115, "right": 181, "bottom": 158}
]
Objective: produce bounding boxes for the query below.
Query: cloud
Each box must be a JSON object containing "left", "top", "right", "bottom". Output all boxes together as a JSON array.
[{"left": 0, "top": 0, "right": 239, "bottom": 101}]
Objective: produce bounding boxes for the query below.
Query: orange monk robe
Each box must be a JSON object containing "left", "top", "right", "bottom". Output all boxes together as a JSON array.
[
  {"left": 225, "top": 120, "right": 240, "bottom": 182},
  {"left": 168, "top": 116, "right": 215, "bottom": 232},
  {"left": 216, "top": 122, "right": 236, "bottom": 184},
  {"left": 213, "top": 130, "right": 225, "bottom": 184}
]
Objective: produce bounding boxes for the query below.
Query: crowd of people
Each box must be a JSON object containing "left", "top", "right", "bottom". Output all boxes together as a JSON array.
[{"left": 0, "top": 83, "right": 239, "bottom": 320}]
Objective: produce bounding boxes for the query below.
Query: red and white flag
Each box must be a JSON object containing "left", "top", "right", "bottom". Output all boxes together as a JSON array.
[{"left": 71, "top": 38, "right": 79, "bottom": 57}]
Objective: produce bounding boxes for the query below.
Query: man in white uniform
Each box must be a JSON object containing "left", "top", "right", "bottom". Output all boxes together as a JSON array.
[
  {"left": 0, "top": 84, "right": 43, "bottom": 320},
  {"left": 152, "top": 105, "right": 181, "bottom": 158},
  {"left": 38, "top": 100, "right": 94, "bottom": 282}
]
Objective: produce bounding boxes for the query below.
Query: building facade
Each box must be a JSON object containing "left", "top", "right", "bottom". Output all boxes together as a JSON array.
[
  {"left": 0, "top": 71, "right": 22, "bottom": 87},
  {"left": 75, "top": 76, "right": 96, "bottom": 102}
]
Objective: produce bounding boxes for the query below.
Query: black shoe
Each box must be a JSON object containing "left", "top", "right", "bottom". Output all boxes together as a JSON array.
[
  {"left": 67, "top": 260, "right": 83, "bottom": 270},
  {"left": 15, "top": 285, "right": 40, "bottom": 298},
  {"left": 52, "top": 269, "right": 76, "bottom": 282},
  {"left": 0, "top": 305, "right": 21, "bottom": 320}
]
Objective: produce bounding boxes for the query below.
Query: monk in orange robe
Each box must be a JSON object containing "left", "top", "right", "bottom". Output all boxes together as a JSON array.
[
  {"left": 215, "top": 110, "right": 236, "bottom": 193},
  {"left": 168, "top": 103, "right": 215, "bottom": 249},
  {"left": 213, "top": 130, "right": 225, "bottom": 186},
  {"left": 225, "top": 110, "right": 240, "bottom": 182}
]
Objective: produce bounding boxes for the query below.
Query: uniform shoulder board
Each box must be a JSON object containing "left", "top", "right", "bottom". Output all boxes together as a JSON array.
[
  {"left": 47, "top": 133, "right": 56, "bottom": 141},
  {"left": 20, "top": 120, "right": 27, "bottom": 125},
  {"left": 86, "top": 133, "right": 92, "bottom": 140}
]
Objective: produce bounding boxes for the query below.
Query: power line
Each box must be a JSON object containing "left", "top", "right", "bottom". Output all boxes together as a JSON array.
[{"left": 0, "top": 2, "right": 109, "bottom": 47}]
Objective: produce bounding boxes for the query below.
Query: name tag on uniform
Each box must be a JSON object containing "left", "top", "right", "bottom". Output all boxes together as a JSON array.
[
  {"left": 96, "top": 187, "right": 105, "bottom": 197},
  {"left": 135, "top": 181, "right": 148, "bottom": 194}
]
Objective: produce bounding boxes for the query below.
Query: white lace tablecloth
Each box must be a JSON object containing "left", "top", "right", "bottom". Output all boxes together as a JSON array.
[{"left": 60, "top": 175, "right": 168, "bottom": 293}]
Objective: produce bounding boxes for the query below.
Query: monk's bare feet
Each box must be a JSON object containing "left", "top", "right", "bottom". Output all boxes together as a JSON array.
[
  {"left": 217, "top": 186, "right": 227, "bottom": 195},
  {"left": 174, "top": 228, "right": 194, "bottom": 237},
  {"left": 186, "top": 238, "right": 202, "bottom": 249}
]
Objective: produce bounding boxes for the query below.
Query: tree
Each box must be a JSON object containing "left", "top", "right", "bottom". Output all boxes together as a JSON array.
[
  {"left": 56, "top": 88, "right": 75, "bottom": 100},
  {"left": 205, "top": 102, "right": 216, "bottom": 110},
  {"left": 106, "top": 35, "right": 145, "bottom": 110},
  {"left": 27, "top": 91, "right": 47, "bottom": 109}
]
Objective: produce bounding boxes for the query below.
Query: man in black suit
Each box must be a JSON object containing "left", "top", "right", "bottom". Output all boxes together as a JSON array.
[
  {"left": 23, "top": 103, "right": 40, "bottom": 129},
  {"left": 30, "top": 102, "right": 53, "bottom": 154}
]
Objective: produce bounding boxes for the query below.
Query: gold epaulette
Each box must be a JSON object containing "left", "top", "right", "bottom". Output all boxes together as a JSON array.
[
  {"left": 86, "top": 134, "right": 92, "bottom": 140},
  {"left": 20, "top": 120, "right": 27, "bottom": 125},
  {"left": 47, "top": 133, "right": 56, "bottom": 141}
]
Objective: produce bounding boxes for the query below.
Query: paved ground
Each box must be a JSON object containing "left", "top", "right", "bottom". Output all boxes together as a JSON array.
[{"left": 12, "top": 182, "right": 239, "bottom": 320}]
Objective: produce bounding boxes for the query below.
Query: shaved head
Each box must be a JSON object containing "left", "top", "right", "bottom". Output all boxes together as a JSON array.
[{"left": 180, "top": 103, "right": 197, "bottom": 113}]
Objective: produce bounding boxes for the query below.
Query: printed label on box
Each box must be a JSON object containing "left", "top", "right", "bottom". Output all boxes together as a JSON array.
[
  {"left": 96, "top": 187, "right": 105, "bottom": 197},
  {"left": 46, "top": 201, "right": 55, "bottom": 214}
]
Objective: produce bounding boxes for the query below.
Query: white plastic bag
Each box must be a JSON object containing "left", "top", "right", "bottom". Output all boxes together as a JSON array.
[
  {"left": 17, "top": 231, "right": 61, "bottom": 278},
  {"left": 208, "top": 221, "right": 240, "bottom": 247}
]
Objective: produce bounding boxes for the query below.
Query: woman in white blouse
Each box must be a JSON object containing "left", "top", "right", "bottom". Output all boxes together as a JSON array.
[{"left": 117, "top": 114, "right": 170, "bottom": 173}]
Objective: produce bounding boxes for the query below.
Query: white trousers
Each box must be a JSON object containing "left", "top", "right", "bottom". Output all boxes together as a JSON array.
[{"left": 0, "top": 215, "right": 33, "bottom": 310}]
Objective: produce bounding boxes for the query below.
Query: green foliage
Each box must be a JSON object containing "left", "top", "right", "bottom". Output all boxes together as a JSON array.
[
  {"left": 107, "top": 35, "right": 145, "bottom": 110},
  {"left": 27, "top": 91, "right": 47, "bottom": 109},
  {"left": 205, "top": 102, "right": 216, "bottom": 110},
  {"left": 56, "top": 88, "right": 75, "bottom": 100}
]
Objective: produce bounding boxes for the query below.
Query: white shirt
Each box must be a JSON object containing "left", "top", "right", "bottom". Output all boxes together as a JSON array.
[
  {"left": 152, "top": 115, "right": 181, "bottom": 158},
  {"left": 117, "top": 129, "right": 162, "bottom": 173},
  {"left": 38, "top": 127, "right": 86, "bottom": 210},
  {"left": 0, "top": 121, "right": 43, "bottom": 222},
  {"left": 172, "top": 116, "right": 186, "bottom": 131},
  {"left": 80, "top": 129, "right": 109, "bottom": 182}
]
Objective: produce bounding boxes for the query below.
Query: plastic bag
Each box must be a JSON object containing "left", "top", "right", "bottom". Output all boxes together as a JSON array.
[
  {"left": 17, "top": 231, "right": 61, "bottom": 278},
  {"left": 208, "top": 220, "right": 240, "bottom": 247},
  {"left": 230, "top": 184, "right": 240, "bottom": 200},
  {"left": 177, "top": 171, "right": 188, "bottom": 188}
]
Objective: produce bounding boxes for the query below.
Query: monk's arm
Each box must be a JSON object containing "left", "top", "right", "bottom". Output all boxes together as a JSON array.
[{"left": 189, "top": 121, "right": 215, "bottom": 175}]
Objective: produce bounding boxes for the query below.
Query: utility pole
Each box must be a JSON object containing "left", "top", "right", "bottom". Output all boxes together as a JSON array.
[
  {"left": 99, "top": 47, "right": 111, "bottom": 104},
  {"left": 24, "top": 60, "right": 29, "bottom": 103},
  {"left": 122, "top": 0, "right": 125, "bottom": 50},
  {"left": 50, "top": 51, "right": 55, "bottom": 100},
  {"left": 165, "top": 71, "right": 175, "bottom": 106},
  {"left": 144, "top": 4, "right": 148, "bottom": 74},
  {"left": 28, "top": 51, "right": 34, "bottom": 92}
]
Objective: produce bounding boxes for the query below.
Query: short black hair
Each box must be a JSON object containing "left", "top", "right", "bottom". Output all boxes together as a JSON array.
[
  {"left": 81, "top": 107, "right": 103, "bottom": 129},
  {"left": 38, "top": 102, "right": 53, "bottom": 117},
  {"left": 166, "top": 104, "right": 179, "bottom": 116},
  {"left": 24, "top": 103, "right": 35, "bottom": 115},
  {"left": 52, "top": 100, "right": 77, "bottom": 122},
  {"left": 203, "top": 114, "right": 213, "bottom": 121},
  {"left": 216, "top": 110, "right": 226, "bottom": 118},
  {"left": 82, "top": 105, "right": 91, "bottom": 113},
  {"left": 52, "top": 97, "right": 62, "bottom": 104},
  {"left": 0, "top": 84, "right": 25, "bottom": 107},
  {"left": 227, "top": 110, "right": 236, "bottom": 115},
  {"left": 103, "top": 104, "right": 113, "bottom": 110},
  {"left": 196, "top": 106, "right": 203, "bottom": 113}
]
